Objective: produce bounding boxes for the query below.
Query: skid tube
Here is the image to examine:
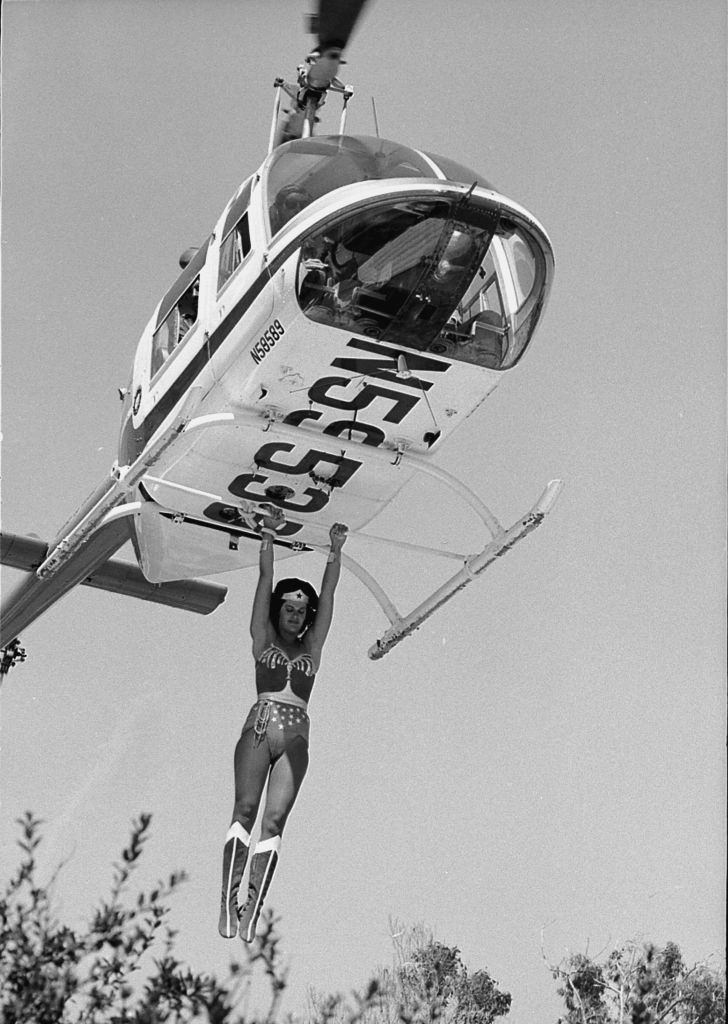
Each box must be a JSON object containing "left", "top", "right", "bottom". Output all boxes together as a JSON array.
[
  {"left": 362, "top": 480, "right": 563, "bottom": 660},
  {"left": 153, "top": 410, "right": 561, "bottom": 658}
]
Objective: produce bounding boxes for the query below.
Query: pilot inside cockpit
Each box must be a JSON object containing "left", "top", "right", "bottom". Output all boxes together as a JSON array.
[
  {"left": 432, "top": 228, "right": 477, "bottom": 283},
  {"left": 177, "top": 278, "right": 199, "bottom": 341},
  {"left": 270, "top": 184, "right": 313, "bottom": 234},
  {"left": 296, "top": 208, "right": 484, "bottom": 343}
]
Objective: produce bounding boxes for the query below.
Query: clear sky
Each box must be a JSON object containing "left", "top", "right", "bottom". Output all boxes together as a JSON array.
[{"left": 1, "top": 1, "right": 725, "bottom": 1021}]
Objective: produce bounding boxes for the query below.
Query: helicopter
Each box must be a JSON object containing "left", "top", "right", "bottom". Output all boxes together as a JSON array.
[{"left": 0, "top": 0, "right": 561, "bottom": 666}]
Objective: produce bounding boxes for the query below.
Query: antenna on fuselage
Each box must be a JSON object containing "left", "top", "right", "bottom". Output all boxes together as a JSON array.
[{"left": 371, "top": 96, "right": 380, "bottom": 137}]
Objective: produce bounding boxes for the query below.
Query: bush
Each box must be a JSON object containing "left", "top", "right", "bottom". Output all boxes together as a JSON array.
[
  {"left": 308, "top": 920, "right": 511, "bottom": 1024},
  {"left": 1, "top": 814, "right": 511, "bottom": 1024},
  {"left": 547, "top": 938, "right": 726, "bottom": 1024},
  {"left": 0, "top": 811, "right": 282, "bottom": 1023}
]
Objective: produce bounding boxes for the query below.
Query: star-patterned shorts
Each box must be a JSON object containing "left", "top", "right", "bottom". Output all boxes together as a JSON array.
[{"left": 243, "top": 698, "right": 310, "bottom": 757}]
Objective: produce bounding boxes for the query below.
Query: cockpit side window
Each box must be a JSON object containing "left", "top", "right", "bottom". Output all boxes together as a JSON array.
[
  {"left": 217, "top": 178, "right": 253, "bottom": 292},
  {"left": 151, "top": 277, "right": 200, "bottom": 377},
  {"left": 218, "top": 215, "right": 251, "bottom": 290},
  {"left": 149, "top": 238, "right": 210, "bottom": 379},
  {"left": 431, "top": 248, "right": 508, "bottom": 368},
  {"left": 429, "top": 226, "right": 545, "bottom": 369},
  {"left": 495, "top": 224, "right": 547, "bottom": 367}
]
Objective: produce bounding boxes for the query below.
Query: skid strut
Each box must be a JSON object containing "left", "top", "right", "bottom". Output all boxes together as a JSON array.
[
  {"left": 134, "top": 473, "right": 561, "bottom": 659},
  {"left": 366, "top": 480, "right": 563, "bottom": 659},
  {"left": 145, "top": 411, "right": 563, "bottom": 659},
  {"left": 262, "top": 480, "right": 562, "bottom": 660}
]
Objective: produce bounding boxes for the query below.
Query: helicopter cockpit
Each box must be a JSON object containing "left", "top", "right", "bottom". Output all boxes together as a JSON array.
[
  {"left": 264, "top": 136, "right": 549, "bottom": 370},
  {"left": 265, "top": 136, "right": 451, "bottom": 234}
]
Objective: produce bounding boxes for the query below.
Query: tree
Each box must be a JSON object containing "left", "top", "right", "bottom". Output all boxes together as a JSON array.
[
  {"left": 308, "top": 921, "right": 511, "bottom": 1024},
  {"left": 1, "top": 814, "right": 510, "bottom": 1024},
  {"left": 548, "top": 939, "right": 725, "bottom": 1024},
  {"left": 405, "top": 940, "right": 511, "bottom": 1024},
  {"left": 0, "top": 811, "right": 286, "bottom": 1023}
]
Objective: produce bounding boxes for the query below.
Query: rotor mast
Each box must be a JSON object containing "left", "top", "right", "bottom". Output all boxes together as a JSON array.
[{"left": 268, "top": 0, "right": 368, "bottom": 152}]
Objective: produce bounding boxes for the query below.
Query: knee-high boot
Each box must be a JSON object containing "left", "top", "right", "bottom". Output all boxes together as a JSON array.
[
  {"left": 237, "top": 835, "right": 280, "bottom": 943},
  {"left": 218, "top": 822, "right": 250, "bottom": 938}
]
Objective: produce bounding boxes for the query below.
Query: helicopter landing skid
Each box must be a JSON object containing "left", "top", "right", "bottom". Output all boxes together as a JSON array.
[{"left": 360, "top": 479, "right": 563, "bottom": 660}]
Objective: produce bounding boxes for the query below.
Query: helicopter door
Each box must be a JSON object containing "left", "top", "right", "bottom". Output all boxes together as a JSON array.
[
  {"left": 149, "top": 240, "right": 210, "bottom": 379},
  {"left": 131, "top": 240, "right": 213, "bottom": 434}
]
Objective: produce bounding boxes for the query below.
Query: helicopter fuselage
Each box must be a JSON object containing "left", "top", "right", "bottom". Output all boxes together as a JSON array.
[
  {"left": 117, "top": 135, "right": 554, "bottom": 583},
  {"left": 0, "top": 134, "right": 556, "bottom": 650}
]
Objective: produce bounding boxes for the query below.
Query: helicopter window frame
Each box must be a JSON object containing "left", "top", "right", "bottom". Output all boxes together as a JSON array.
[
  {"left": 496, "top": 224, "right": 548, "bottom": 368},
  {"left": 217, "top": 178, "right": 254, "bottom": 294},
  {"left": 150, "top": 274, "right": 202, "bottom": 380},
  {"left": 456, "top": 248, "right": 506, "bottom": 326},
  {"left": 217, "top": 213, "right": 252, "bottom": 293}
]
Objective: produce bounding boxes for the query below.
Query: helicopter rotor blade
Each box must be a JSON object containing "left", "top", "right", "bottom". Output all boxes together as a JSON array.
[
  {"left": 309, "top": 0, "right": 369, "bottom": 52},
  {"left": 304, "top": 0, "right": 369, "bottom": 89}
]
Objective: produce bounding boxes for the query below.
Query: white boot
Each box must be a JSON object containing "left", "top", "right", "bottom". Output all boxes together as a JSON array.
[
  {"left": 218, "top": 822, "right": 250, "bottom": 938},
  {"left": 238, "top": 835, "right": 280, "bottom": 943}
]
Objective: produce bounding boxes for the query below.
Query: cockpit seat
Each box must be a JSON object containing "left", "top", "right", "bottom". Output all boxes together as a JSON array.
[{"left": 464, "top": 310, "right": 506, "bottom": 368}]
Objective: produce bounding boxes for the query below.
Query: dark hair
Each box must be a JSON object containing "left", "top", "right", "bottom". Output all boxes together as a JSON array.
[{"left": 270, "top": 578, "right": 319, "bottom": 634}]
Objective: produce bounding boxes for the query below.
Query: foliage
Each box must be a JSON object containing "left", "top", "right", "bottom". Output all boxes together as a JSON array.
[
  {"left": 0, "top": 811, "right": 283, "bottom": 1023},
  {"left": 1, "top": 815, "right": 509, "bottom": 1024},
  {"left": 548, "top": 939, "right": 725, "bottom": 1024},
  {"left": 308, "top": 921, "right": 511, "bottom": 1024},
  {"left": 404, "top": 938, "right": 511, "bottom": 1024},
  {"left": 8, "top": 813, "right": 720, "bottom": 1024}
]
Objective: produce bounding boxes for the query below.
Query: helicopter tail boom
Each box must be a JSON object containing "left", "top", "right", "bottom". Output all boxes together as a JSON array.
[{"left": 0, "top": 526, "right": 227, "bottom": 648}]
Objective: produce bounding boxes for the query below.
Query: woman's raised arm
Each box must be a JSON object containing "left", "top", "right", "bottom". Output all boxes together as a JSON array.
[
  {"left": 306, "top": 523, "right": 348, "bottom": 658},
  {"left": 249, "top": 507, "right": 285, "bottom": 656}
]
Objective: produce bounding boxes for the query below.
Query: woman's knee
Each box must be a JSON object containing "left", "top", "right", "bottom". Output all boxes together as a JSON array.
[
  {"left": 260, "top": 808, "right": 288, "bottom": 838},
  {"left": 232, "top": 795, "right": 261, "bottom": 831}
]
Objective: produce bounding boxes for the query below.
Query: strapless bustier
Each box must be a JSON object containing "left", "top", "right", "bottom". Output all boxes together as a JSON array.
[{"left": 255, "top": 644, "right": 317, "bottom": 703}]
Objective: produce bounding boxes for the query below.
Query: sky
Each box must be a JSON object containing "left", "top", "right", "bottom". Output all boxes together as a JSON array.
[{"left": 1, "top": 1, "right": 726, "bottom": 1021}]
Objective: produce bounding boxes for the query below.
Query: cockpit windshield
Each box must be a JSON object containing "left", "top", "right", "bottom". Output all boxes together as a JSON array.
[
  {"left": 266, "top": 135, "right": 549, "bottom": 370},
  {"left": 265, "top": 135, "right": 485, "bottom": 236},
  {"left": 295, "top": 200, "right": 547, "bottom": 370},
  {"left": 297, "top": 197, "right": 498, "bottom": 351}
]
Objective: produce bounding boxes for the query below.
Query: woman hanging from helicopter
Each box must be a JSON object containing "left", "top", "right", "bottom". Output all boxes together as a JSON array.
[{"left": 218, "top": 507, "right": 349, "bottom": 942}]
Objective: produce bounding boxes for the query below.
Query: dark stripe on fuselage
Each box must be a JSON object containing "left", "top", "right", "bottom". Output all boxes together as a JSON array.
[{"left": 140, "top": 261, "right": 272, "bottom": 446}]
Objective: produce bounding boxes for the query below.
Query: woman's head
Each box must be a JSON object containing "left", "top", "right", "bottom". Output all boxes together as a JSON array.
[{"left": 270, "top": 578, "right": 319, "bottom": 637}]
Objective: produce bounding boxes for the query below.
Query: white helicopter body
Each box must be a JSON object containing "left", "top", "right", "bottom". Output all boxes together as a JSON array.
[
  {"left": 125, "top": 136, "right": 553, "bottom": 589},
  {"left": 1, "top": 12, "right": 561, "bottom": 665}
]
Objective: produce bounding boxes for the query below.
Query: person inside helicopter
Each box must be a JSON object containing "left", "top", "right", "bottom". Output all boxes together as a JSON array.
[
  {"left": 176, "top": 278, "right": 199, "bottom": 342},
  {"left": 270, "top": 184, "right": 314, "bottom": 234}
]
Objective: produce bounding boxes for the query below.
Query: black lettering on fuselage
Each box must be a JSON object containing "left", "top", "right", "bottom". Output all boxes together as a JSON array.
[
  {"left": 253, "top": 442, "right": 361, "bottom": 489},
  {"left": 229, "top": 473, "right": 331, "bottom": 514},
  {"left": 308, "top": 376, "right": 419, "bottom": 424},
  {"left": 220, "top": 334, "right": 449, "bottom": 523},
  {"left": 283, "top": 409, "right": 386, "bottom": 448},
  {"left": 331, "top": 337, "right": 451, "bottom": 391},
  {"left": 250, "top": 342, "right": 267, "bottom": 364}
]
